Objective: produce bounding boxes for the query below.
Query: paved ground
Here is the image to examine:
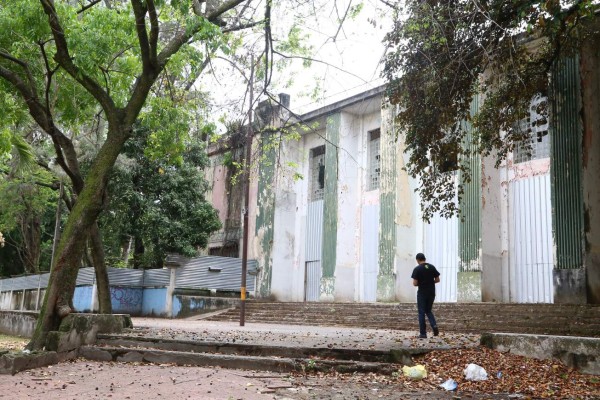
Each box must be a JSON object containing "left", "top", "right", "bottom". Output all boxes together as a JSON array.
[
  {"left": 129, "top": 317, "right": 480, "bottom": 351},
  {"left": 1, "top": 318, "right": 598, "bottom": 399}
]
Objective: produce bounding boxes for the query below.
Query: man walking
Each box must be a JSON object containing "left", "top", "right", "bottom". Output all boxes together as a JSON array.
[{"left": 411, "top": 253, "right": 440, "bottom": 338}]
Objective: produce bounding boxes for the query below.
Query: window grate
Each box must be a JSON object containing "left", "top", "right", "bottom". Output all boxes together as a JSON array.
[
  {"left": 368, "top": 129, "right": 381, "bottom": 191},
  {"left": 310, "top": 146, "right": 325, "bottom": 201},
  {"left": 514, "top": 94, "right": 550, "bottom": 163}
]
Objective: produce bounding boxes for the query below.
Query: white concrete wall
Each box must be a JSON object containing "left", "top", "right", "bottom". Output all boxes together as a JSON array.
[
  {"left": 270, "top": 135, "right": 305, "bottom": 301},
  {"left": 393, "top": 130, "right": 423, "bottom": 302}
]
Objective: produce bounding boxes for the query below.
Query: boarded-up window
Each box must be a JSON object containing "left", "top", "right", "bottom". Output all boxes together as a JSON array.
[
  {"left": 310, "top": 146, "right": 325, "bottom": 201},
  {"left": 514, "top": 94, "right": 550, "bottom": 163},
  {"left": 368, "top": 129, "right": 381, "bottom": 191}
]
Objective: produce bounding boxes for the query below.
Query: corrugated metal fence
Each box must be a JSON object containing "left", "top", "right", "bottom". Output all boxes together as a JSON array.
[{"left": 0, "top": 256, "right": 257, "bottom": 292}]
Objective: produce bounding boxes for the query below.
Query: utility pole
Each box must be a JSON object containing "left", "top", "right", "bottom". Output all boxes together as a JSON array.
[{"left": 240, "top": 56, "right": 254, "bottom": 326}]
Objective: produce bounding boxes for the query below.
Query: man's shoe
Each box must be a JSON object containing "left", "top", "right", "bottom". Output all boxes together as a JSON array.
[
  {"left": 417, "top": 334, "right": 427, "bottom": 339},
  {"left": 433, "top": 326, "right": 439, "bottom": 336}
]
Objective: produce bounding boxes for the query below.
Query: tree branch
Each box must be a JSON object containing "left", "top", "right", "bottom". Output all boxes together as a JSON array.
[{"left": 39, "top": 0, "right": 117, "bottom": 122}]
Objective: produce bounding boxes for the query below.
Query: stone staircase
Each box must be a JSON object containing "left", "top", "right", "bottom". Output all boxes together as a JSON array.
[{"left": 205, "top": 301, "right": 600, "bottom": 337}]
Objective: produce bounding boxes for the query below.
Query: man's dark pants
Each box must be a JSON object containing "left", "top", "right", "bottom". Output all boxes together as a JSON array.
[{"left": 417, "top": 289, "right": 437, "bottom": 336}]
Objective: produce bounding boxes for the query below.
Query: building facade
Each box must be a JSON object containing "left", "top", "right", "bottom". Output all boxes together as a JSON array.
[{"left": 206, "top": 49, "right": 599, "bottom": 304}]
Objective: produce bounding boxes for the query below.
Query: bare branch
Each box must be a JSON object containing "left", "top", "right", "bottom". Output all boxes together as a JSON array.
[
  {"left": 272, "top": 50, "right": 368, "bottom": 83},
  {"left": 77, "top": 0, "right": 102, "bottom": 14}
]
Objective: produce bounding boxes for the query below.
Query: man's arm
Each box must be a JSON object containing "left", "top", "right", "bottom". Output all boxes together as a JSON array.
[
  {"left": 413, "top": 279, "right": 419, "bottom": 287},
  {"left": 434, "top": 276, "right": 440, "bottom": 284}
]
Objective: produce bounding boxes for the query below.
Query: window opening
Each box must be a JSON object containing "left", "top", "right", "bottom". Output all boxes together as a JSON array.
[
  {"left": 514, "top": 94, "right": 550, "bottom": 163},
  {"left": 310, "top": 146, "right": 325, "bottom": 201},
  {"left": 368, "top": 129, "right": 381, "bottom": 191}
]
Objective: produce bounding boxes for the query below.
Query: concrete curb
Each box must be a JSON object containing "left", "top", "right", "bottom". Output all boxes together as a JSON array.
[
  {"left": 96, "top": 334, "right": 413, "bottom": 363},
  {"left": 79, "top": 346, "right": 400, "bottom": 374},
  {"left": 0, "top": 350, "right": 77, "bottom": 375},
  {"left": 481, "top": 332, "right": 600, "bottom": 375}
]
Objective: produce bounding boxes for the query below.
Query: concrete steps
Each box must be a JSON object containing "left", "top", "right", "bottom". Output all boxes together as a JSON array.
[
  {"left": 205, "top": 302, "right": 600, "bottom": 337},
  {"left": 79, "top": 333, "right": 415, "bottom": 374}
]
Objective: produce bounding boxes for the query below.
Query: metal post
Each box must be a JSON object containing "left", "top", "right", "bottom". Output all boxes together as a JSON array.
[{"left": 240, "top": 56, "right": 255, "bottom": 326}]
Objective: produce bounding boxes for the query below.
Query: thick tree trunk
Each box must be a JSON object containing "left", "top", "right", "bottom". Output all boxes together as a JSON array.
[
  {"left": 89, "top": 223, "right": 112, "bottom": 313},
  {"left": 27, "top": 133, "right": 128, "bottom": 350}
]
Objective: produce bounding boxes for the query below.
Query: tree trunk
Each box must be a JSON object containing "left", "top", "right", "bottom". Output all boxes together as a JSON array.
[
  {"left": 21, "top": 213, "right": 41, "bottom": 274},
  {"left": 133, "top": 236, "right": 145, "bottom": 269},
  {"left": 89, "top": 223, "right": 112, "bottom": 313},
  {"left": 27, "top": 133, "right": 128, "bottom": 350}
]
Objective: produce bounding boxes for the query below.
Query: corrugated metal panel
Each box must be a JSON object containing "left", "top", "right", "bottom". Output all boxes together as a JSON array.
[
  {"left": 0, "top": 256, "right": 256, "bottom": 293},
  {"left": 510, "top": 175, "right": 554, "bottom": 303},
  {"left": 550, "top": 56, "right": 584, "bottom": 269},
  {"left": 75, "top": 268, "right": 96, "bottom": 285},
  {"left": 459, "top": 96, "right": 481, "bottom": 271},
  {"left": 322, "top": 113, "right": 340, "bottom": 278},
  {"left": 425, "top": 180, "right": 458, "bottom": 302},
  {"left": 379, "top": 112, "right": 396, "bottom": 276},
  {"left": 175, "top": 256, "right": 257, "bottom": 291},
  {"left": 305, "top": 200, "right": 324, "bottom": 261},
  {"left": 304, "top": 261, "right": 322, "bottom": 301},
  {"left": 106, "top": 267, "right": 144, "bottom": 287},
  {"left": 361, "top": 204, "right": 379, "bottom": 302},
  {"left": 143, "top": 268, "right": 170, "bottom": 287},
  {"left": 0, "top": 274, "right": 47, "bottom": 291}
]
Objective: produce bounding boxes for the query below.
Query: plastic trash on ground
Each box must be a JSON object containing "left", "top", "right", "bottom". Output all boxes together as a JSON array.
[
  {"left": 440, "top": 378, "right": 458, "bottom": 391},
  {"left": 402, "top": 364, "right": 427, "bottom": 380},
  {"left": 464, "top": 363, "right": 488, "bottom": 381}
]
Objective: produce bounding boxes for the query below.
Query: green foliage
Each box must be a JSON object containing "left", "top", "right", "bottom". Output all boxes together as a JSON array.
[
  {"left": 0, "top": 165, "right": 58, "bottom": 275},
  {"left": 100, "top": 129, "right": 221, "bottom": 268},
  {"left": 383, "top": 0, "right": 595, "bottom": 219}
]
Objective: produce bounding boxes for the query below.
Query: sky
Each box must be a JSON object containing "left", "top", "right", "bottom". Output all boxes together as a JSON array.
[{"left": 197, "top": 0, "right": 392, "bottom": 128}]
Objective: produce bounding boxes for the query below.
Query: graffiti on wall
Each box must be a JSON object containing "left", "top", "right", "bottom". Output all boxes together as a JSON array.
[{"left": 110, "top": 287, "right": 142, "bottom": 310}]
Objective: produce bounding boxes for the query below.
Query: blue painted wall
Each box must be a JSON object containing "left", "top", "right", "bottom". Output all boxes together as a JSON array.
[
  {"left": 110, "top": 286, "right": 143, "bottom": 315},
  {"left": 73, "top": 286, "right": 93, "bottom": 312},
  {"left": 142, "top": 288, "right": 168, "bottom": 316}
]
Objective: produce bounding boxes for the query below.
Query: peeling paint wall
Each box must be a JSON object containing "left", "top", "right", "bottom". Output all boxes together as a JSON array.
[
  {"left": 480, "top": 152, "right": 510, "bottom": 302},
  {"left": 332, "top": 112, "right": 360, "bottom": 301},
  {"left": 390, "top": 109, "right": 423, "bottom": 303},
  {"left": 580, "top": 35, "right": 600, "bottom": 304},
  {"left": 321, "top": 113, "right": 340, "bottom": 300},
  {"left": 254, "top": 132, "right": 277, "bottom": 298},
  {"left": 270, "top": 134, "right": 305, "bottom": 301}
]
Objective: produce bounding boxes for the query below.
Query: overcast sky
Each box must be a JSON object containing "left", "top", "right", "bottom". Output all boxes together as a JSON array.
[{"left": 197, "top": 1, "right": 391, "bottom": 128}]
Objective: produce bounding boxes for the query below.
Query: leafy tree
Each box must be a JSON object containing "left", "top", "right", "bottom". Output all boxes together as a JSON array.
[
  {"left": 0, "top": 0, "right": 258, "bottom": 350},
  {"left": 0, "top": 170, "right": 58, "bottom": 275},
  {"left": 100, "top": 130, "right": 221, "bottom": 269},
  {"left": 383, "top": 0, "right": 596, "bottom": 219}
]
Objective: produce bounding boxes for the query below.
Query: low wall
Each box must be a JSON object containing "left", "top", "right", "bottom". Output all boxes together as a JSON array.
[
  {"left": 0, "top": 311, "right": 38, "bottom": 338},
  {"left": 481, "top": 332, "right": 600, "bottom": 375},
  {"left": 172, "top": 295, "right": 239, "bottom": 318}
]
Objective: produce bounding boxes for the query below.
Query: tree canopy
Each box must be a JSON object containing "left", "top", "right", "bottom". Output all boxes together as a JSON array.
[
  {"left": 100, "top": 129, "right": 221, "bottom": 269},
  {"left": 383, "top": 0, "right": 596, "bottom": 219}
]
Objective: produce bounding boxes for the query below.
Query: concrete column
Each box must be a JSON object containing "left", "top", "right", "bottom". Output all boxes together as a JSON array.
[
  {"left": 166, "top": 266, "right": 177, "bottom": 317},
  {"left": 20, "top": 290, "right": 25, "bottom": 311},
  {"left": 480, "top": 155, "right": 509, "bottom": 302},
  {"left": 91, "top": 283, "right": 99, "bottom": 313},
  {"left": 321, "top": 113, "right": 340, "bottom": 301}
]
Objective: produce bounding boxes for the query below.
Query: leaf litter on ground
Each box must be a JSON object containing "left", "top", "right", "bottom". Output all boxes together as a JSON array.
[{"left": 289, "top": 346, "right": 599, "bottom": 399}]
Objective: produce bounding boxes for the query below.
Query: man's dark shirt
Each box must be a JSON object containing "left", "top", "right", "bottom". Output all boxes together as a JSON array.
[{"left": 411, "top": 263, "right": 440, "bottom": 293}]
